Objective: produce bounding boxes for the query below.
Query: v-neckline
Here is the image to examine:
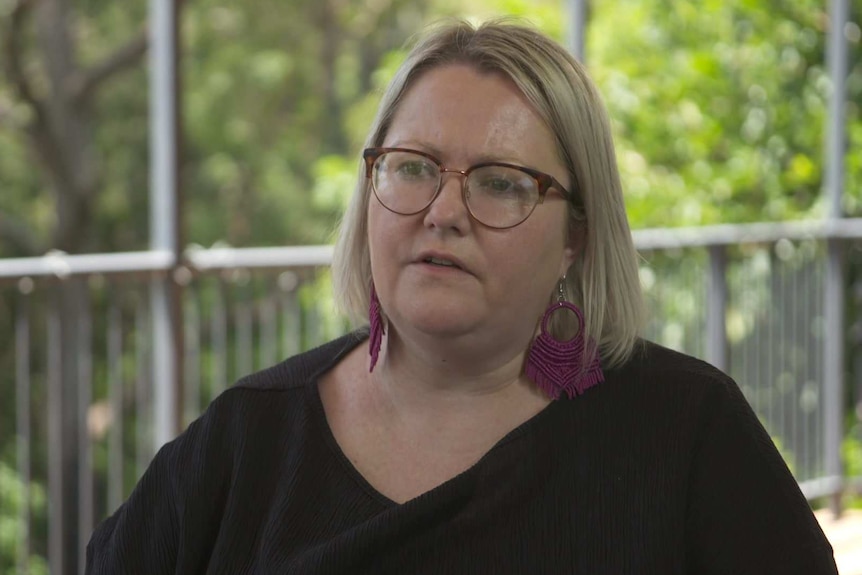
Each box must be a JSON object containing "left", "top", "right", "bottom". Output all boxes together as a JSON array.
[{"left": 304, "top": 334, "right": 567, "bottom": 508}]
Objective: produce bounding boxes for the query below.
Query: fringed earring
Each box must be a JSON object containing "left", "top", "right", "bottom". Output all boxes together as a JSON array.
[
  {"left": 368, "top": 284, "right": 385, "bottom": 372},
  {"left": 525, "top": 278, "right": 604, "bottom": 399}
]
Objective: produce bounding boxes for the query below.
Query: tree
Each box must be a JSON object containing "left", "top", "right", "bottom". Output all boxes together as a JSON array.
[
  {"left": 1, "top": 0, "right": 148, "bottom": 257},
  {"left": 589, "top": 0, "right": 861, "bottom": 227},
  {"left": 1, "top": 0, "right": 860, "bottom": 570}
]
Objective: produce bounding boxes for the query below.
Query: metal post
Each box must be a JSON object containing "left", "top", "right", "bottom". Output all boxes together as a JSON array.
[
  {"left": 566, "top": 0, "right": 588, "bottom": 63},
  {"left": 15, "top": 289, "right": 31, "bottom": 575},
  {"left": 77, "top": 291, "right": 94, "bottom": 574},
  {"left": 706, "top": 246, "right": 728, "bottom": 372},
  {"left": 823, "top": 0, "right": 849, "bottom": 517},
  {"left": 149, "top": 0, "right": 183, "bottom": 449},
  {"left": 46, "top": 289, "right": 63, "bottom": 575}
]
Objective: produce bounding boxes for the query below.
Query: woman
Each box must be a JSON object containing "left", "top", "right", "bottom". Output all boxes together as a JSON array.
[{"left": 87, "top": 20, "right": 837, "bottom": 574}]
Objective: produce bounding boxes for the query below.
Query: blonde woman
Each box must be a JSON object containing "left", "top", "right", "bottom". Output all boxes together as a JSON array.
[{"left": 87, "top": 20, "right": 837, "bottom": 574}]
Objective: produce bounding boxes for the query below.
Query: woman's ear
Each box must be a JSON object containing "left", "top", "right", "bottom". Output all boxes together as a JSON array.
[{"left": 559, "top": 224, "right": 585, "bottom": 276}]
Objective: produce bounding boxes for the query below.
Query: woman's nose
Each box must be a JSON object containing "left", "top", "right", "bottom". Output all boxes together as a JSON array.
[{"left": 422, "top": 173, "right": 471, "bottom": 232}]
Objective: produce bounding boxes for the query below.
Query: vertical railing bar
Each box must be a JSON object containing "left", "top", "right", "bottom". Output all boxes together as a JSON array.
[
  {"left": 211, "top": 277, "right": 228, "bottom": 399},
  {"left": 697, "top": 251, "right": 706, "bottom": 359},
  {"left": 808, "top": 250, "right": 812, "bottom": 477},
  {"left": 149, "top": 0, "right": 183, "bottom": 450},
  {"left": 652, "top": 254, "right": 660, "bottom": 346},
  {"left": 808, "top": 253, "right": 817, "bottom": 480},
  {"left": 565, "top": 0, "right": 587, "bottom": 63},
  {"left": 755, "top": 254, "right": 764, "bottom": 416},
  {"left": 283, "top": 290, "right": 299, "bottom": 358},
  {"left": 260, "top": 282, "right": 278, "bottom": 368},
  {"left": 135, "top": 289, "right": 152, "bottom": 479},
  {"left": 804, "top": 256, "right": 813, "bottom": 479},
  {"left": 706, "top": 245, "right": 728, "bottom": 372},
  {"left": 777, "top": 253, "right": 787, "bottom": 469},
  {"left": 855, "top": 244, "right": 862, "bottom": 484},
  {"left": 810, "top": 254, "right": 819, "bottom": 480},
  {"left": 305, "top": 280, "right": 321, "bottom": 349},
  {"left": 184, "top": 283, "right": 201, "bottom": 424},
  {"left": 236, "top": 279, "right": 253, "bottom": 378},
  {"left": 767, "top": 248, "right": 777, "bottom": 447},
  {"left": 652, "top": 256, "right": 657, "bottom": 345},
  {"left": 790, "top": 255, "right": 802, "bottom": 478},
  {"left": 743, "top": 256, "right": 750, "bottom": 402},
  {"left": 77, "top": 280, "right": 94, "bottom": 573},
  {"left": 727, "top": 254, "right": 738, "bottom": 381},
  {"left": 734, "top": 257, "right": 744, "bottom": 392},
  {"left": 824, "top": 241, "right": 844, "bottom": 512},
  {"left": 683, "top": 254, "right": 692, "bottom": 355},
  {"left": 47, "top": 284, "right": 63, "bottom": 574},
  {"left": 107, "top": 295, "right": 124, "bottom": 512},
  {"left": 814, "top": 250, "right": 826, "bottom": 479},
  {"left": 823, "top": 0, "right": 850, "bottom": 515},
  {"left": 15, "top": 285, "right": 31, "bottom": 575},
  {"left": 279, "top": 272, "right": 300, "bottom": 360},
  {"left": 751, "top": 256, "right": 762, "bottom": 410}
]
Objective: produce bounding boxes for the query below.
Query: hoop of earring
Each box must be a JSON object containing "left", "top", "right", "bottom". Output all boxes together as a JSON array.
[{"left": 524, "top": 278, "right": 604, "bottom": 399}]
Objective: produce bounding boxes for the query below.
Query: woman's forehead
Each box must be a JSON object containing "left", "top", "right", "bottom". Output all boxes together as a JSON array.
[{"left": 382, "top": 64, "right": 562, "bottom": 172}]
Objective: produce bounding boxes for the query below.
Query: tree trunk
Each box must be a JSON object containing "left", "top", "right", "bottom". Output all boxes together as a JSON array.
[{"left": 35, "top": 0, "right": 98, "bottom": 254}]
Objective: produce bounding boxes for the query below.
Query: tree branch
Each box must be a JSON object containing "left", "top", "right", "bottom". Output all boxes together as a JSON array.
[
  {"left": 4, "top": 0, "right": 43, "bottom": 114},
  {"left": 68, "top": 27, "right": 149, "bottom": 105}
]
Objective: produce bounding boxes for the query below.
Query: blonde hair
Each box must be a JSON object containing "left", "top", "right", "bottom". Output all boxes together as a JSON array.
[{"left": 332, "top": 19, "right": 644, "bottom": 368}]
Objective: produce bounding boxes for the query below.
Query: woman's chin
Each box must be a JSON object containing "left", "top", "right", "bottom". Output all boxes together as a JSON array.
[{"left": 395, "top": 309, "right": 481, "bottom": 340}]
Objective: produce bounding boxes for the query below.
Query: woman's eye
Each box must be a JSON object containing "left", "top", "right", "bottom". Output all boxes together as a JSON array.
[
  {"left": 395, "top": 160, "right": 434, "bottom": 178},
  {"left": 478, "top": 175, "right": 519, "bottom": 195},
  {"left": 488, "top": 178, "right": 514, "bottom": 192}
]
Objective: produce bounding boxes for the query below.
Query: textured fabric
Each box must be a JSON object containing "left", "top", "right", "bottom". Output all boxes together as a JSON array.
[{"left": 86, "top": 333, "right": 838, "bottom": 574}]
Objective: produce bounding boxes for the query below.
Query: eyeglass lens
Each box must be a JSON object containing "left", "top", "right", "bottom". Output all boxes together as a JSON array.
[{"left": 371, "top": 150, "right": 541, "bottom": 228}]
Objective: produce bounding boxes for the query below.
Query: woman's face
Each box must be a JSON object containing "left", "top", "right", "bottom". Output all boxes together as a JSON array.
[{"left": 368, "top": 64, "right": 576, "bottom": 356}]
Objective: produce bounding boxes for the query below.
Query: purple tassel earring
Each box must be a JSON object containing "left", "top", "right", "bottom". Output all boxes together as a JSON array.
[
  {"left": 368, "top": 284, "right": 385, "bottom": 372},
  {"left": 525, "top": 279, "right": 604, "bottom": 399}
]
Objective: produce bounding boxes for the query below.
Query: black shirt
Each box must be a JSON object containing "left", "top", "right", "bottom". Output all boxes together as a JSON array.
[{"left": 86, "top": 333, "right": 837, "bottom": 574}]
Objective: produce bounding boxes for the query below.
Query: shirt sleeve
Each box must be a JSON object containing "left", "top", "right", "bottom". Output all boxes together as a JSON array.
[
  {"left": 85, "top": 392, "right": 235, "bottom": 575},
  {"left": 684, "top": 374, "right": 838, "bottom": 574}
]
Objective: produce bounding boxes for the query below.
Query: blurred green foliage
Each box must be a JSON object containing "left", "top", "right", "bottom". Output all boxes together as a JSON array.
[
  {"left": 0, "top": 462, "right": 47, "bottom": 574},
  {"left": 1, "top": 0, "right": 859, "bottom": 257},
  {"left": 592, "top": 0, "right": 860, "bottom": 225},
  {"left": 0, "top": 0, "right": 861, "bottom": 568}
]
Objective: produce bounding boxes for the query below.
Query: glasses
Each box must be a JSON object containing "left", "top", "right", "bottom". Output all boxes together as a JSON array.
[{"left": 363, "top": 147, "right": 574, "bottom": 229}]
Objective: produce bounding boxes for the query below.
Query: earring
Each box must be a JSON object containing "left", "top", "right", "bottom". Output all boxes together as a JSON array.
[
  {"left": 368, "top": 284, "right": 385, "bottom": 372},
  {"left": 525, "top": 279, "right": 604, "bottom": 399}
]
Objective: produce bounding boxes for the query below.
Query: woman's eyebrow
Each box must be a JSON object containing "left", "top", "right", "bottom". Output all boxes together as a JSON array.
[
  {"left": 384, "top": 140, "right": 529, "bottom": 167},
  {"left": 384, "top": 140, "right": 443, "bottom": 157}
]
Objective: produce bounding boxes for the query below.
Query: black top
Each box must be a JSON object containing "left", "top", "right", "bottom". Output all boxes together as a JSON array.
[{"left": 86, "top": 333, "right": 837, "bottom": 574}]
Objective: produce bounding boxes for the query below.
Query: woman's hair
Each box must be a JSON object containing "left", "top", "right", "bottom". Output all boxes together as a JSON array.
[{"left": 332, "top": 18, "right": 644, "bottom": 368}]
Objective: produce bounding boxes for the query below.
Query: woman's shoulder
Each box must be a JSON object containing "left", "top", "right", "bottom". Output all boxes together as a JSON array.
[
  {"left": 177, "top": 331, "right": 367, "bottom": 455},
  {"left": 230, "top": 330, "right": 367, "bottom": 393},
  {"left": 592, "top": 339, "right": 751, "bottom": 437},
  {"left": 608, "top": 338, "right": 735, "bottom": 394}
]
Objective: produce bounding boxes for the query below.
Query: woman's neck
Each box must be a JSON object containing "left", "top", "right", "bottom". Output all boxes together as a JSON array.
[{"left": 367, "top": 328, "right": 551, "bottom": 423}]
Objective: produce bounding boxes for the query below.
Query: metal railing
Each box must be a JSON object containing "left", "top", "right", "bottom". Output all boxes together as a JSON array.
[{"left": 2, "top": 219, "right": 861, "bottom": 573}]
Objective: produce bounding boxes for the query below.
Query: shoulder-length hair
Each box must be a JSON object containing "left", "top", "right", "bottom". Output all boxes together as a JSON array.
[{"left": 332, "top": 19, "right": 644, "bottom": 368}]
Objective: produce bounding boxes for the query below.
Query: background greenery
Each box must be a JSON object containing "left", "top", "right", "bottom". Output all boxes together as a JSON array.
[
  {"left": 0, "top": 0, "right": 860, "bottom": 571},
  {"left": 2, "top": 0, "right": 859, "bottom": 260}
]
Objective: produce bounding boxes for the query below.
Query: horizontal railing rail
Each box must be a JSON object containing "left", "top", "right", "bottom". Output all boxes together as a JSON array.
[
  {"left": 1, "top": 220, "right": 860, "bottom": 573},
  {"left": 4, "top": 217, "right": 862, "bottom": 279}
]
